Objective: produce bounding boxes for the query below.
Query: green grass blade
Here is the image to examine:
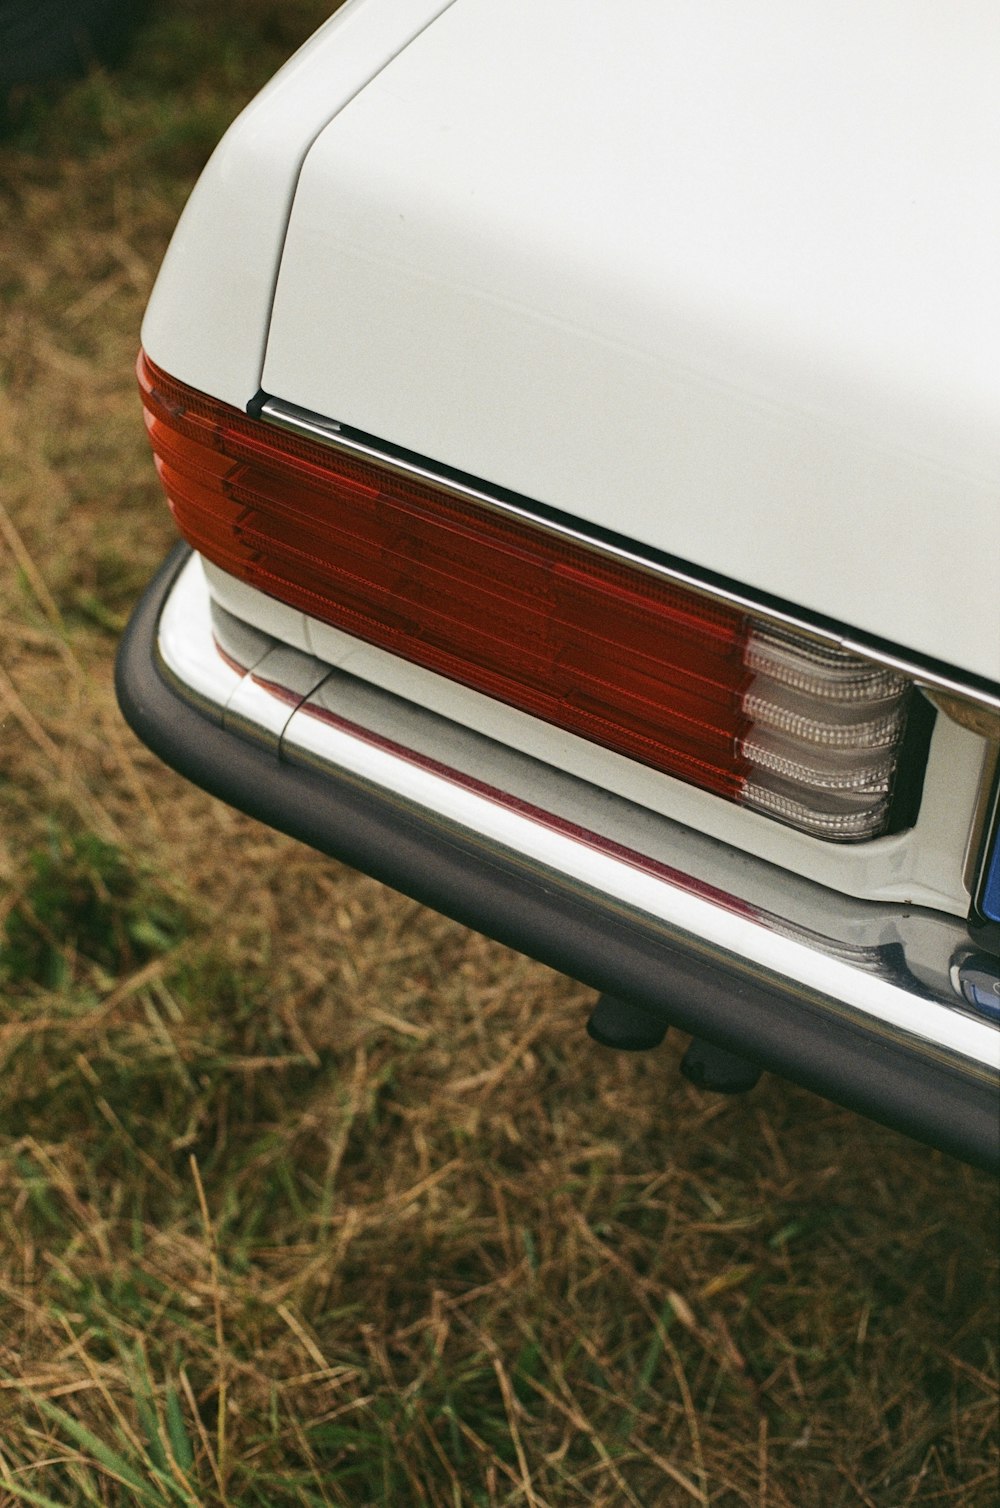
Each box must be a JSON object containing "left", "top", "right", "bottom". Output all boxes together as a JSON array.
[
  {"left": 0, "top": 1485, "right": 74, "bottom": 1508},
  {"left": 165, "top": 1383, "right": 196, "bottom": 1474},
  {"left": 34, "top": 1398, "right": 162, "bottom": 1506}
]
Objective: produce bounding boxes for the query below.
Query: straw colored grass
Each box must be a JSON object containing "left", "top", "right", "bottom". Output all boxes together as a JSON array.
[{"left": 0, "top": 4, "right": 997, "bottom": 1503}]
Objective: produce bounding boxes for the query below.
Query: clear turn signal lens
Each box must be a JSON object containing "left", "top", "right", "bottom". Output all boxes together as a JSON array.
[{"left": 740, "top": 627, "right": 912, "bottom": 837}]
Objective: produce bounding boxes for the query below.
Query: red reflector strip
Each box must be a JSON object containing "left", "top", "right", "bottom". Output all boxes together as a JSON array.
[
  {"left": 138, "top": 352, "right": 916, "bottom": 839},
  {"left": 139, "top": 352, "right": 754, "bottom": 798}
]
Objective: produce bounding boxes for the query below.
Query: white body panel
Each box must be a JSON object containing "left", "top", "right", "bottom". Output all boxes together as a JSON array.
[
  {"left": 261, "top": 0, "right": 1000, "bottom": 683},
  {"left": 141, "top": 0, "right": 457, "bottom": 408}
]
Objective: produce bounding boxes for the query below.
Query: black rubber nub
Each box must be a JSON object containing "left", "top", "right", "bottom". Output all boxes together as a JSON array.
[
  {"left": 681, "top": 1038, "right": 762, "bottom": 1094},
  {"left": 586, "top": 994, "right": 669, "bottom": 1052}
]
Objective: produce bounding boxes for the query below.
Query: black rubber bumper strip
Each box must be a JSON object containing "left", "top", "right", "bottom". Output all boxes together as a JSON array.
[{"left": 117, "top": 545, "right": 999, "bottom": 1173}]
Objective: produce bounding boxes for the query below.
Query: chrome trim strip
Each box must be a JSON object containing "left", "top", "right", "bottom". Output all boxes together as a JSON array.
[
  {"left": 159, "top": 553, "right": 1000, "bottom": 1081},
  {"left": 157, "top": 552, "right": 248, "bottom": 721},
  {"left": 224, "top": 645, "right": 330, "bottom": 754},
  {"left": 259, "top": 396, "right": 1000, "bottom": 718}
]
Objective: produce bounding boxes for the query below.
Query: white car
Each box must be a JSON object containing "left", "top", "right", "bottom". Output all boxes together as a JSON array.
[{"left": 117, "top": 0, "right": 1000, "bottom": 1169}]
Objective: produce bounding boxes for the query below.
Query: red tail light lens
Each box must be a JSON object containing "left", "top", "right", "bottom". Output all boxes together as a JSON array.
[{"left": 139, "top": 351, "right": 918, "bottom": 840}]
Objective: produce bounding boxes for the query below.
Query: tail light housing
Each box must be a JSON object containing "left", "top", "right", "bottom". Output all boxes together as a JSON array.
[{"left": 139, "top": 351, "right": 924, "bottom": 842}]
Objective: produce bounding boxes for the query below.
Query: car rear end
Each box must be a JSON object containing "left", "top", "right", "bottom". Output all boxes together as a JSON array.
[{"left": 117, "top": 0, "right": 1000, "bottom": 1168}]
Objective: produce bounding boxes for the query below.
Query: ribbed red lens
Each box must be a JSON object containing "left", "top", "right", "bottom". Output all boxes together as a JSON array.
[{"left": 139, "top": 351, "right": 761, "bottom": 796}]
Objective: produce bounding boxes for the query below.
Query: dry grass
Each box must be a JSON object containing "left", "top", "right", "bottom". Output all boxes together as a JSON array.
[{"left": 0, "top": 4, "right": 998, "bottom": 1503}]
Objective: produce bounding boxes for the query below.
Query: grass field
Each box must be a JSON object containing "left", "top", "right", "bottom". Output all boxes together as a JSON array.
[{"left": 0, "top": 4, "right": 997, "bottom": 1503}]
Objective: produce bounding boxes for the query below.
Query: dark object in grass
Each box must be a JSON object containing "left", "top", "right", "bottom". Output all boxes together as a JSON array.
[{"left": 0, "top": 0, "right": 145, "bottom": 86}]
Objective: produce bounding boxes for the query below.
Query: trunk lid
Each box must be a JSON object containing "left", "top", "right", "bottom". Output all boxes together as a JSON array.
[{"left": 261, "top": 0, "right": 1000, "bottom": 682}]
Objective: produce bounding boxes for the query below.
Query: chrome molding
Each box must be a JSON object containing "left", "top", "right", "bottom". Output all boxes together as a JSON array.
[
  {"left": 259, "top": 397, "right": 1000, "bottom": 720},
  {"left": 159, "top": 552, "right": 1000, "bottom": 1081}
]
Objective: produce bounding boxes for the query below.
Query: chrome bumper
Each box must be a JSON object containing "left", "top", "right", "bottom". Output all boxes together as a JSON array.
[{"left": 117, "top": 548, "right": 1000, "bottom": 1170}]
